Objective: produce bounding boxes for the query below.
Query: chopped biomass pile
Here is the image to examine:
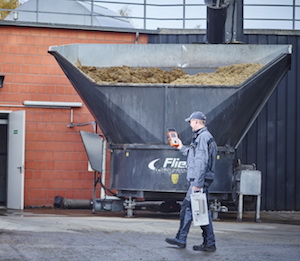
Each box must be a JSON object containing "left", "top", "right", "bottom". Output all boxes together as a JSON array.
[
  {"left": 78, "top": 65, "right": 186, "bottom": 84},
  {"left": 171, "top": 63, "right": 264, "bottom": 85},
  {"left": 78, "top": 63, "right": 264, "bottom": 86}
]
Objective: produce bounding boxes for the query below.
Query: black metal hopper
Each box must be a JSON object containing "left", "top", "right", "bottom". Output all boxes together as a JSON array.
[
  {"left": 49, "top": 44, "right": 291, "bottom": 148},
  {"left": 48, "top": 44, "right": 291, "bottom": 201}
]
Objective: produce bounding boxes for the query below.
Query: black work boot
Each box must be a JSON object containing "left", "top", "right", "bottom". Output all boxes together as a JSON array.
[
  {"left": 165, "top": 238, "right": 186, "bottom": 248},
  {"left": 193, "top": 244, "right": 216, "bottom": 252}
]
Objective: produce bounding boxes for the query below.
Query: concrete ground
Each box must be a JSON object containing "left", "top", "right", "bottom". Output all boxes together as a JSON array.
[{"left": 0, "top": 209, "right": 299, "bottom": 261}]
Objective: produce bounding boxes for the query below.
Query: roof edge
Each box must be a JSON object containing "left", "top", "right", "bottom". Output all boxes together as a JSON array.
[
  {"left": 0, "top": 20, "right": 157, "bottom": 34},
  {"left": 1, "top": 21, "right": 300, "bottom": 36}
]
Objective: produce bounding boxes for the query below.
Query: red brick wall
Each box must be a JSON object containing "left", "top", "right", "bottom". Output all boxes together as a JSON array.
[{"left": 0, "top": 25, "right": 148, "bottom": 207}]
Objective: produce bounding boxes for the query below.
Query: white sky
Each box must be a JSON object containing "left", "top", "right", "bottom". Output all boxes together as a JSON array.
[{"left": 18, "top": 0, "right": 300, "bottom": 30}]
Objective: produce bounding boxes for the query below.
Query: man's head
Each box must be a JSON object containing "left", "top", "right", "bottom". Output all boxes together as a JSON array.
[{"left": 185, "top": 111, "right": 206, "bottom": 132}]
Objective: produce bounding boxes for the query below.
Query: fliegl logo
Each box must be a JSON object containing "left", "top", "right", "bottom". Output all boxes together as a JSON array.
[{"left": 148, "top": 157, "right": 187, "bottom": 173}]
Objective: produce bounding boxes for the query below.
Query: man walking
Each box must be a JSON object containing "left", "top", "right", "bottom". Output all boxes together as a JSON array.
[{"left": 165, "top": 111, "right": 217, "bottom": 252}]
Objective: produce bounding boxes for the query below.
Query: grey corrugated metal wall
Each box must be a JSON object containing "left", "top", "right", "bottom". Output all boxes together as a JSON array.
[{"left": 148, "top": 32, "right": 300, "bottom": 211}]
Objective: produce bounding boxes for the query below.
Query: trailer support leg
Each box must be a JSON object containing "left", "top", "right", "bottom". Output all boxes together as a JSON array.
[
  {"left": 237, "top": 193, "right": 261, "bottom": 222},
  {"left": 237, "top": 194, "right": 243, "bottom": 222},
  {"left": 256, "top": 194, "right": 261, "bottom": 222},
  {"left": 124, "top": 197, "right": 136, "bottom": 218}
]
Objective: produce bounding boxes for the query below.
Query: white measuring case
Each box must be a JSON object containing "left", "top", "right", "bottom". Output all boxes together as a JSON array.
[{"left": 191, "top": 190, "right": 209, "bottom": 226}]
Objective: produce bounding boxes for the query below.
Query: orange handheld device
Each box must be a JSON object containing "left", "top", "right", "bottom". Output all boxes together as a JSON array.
[{"left": 167, "top": 128, "right": 179, "bottom": 147}]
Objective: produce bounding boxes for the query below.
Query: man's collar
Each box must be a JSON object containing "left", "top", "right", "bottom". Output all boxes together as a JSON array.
[{"left": 194, "top": 126, "right": 206, "bottom": 134}]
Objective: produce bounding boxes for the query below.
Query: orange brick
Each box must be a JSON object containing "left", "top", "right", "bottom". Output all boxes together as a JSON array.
[
  {"left": 53, "top": 179, "right": 64, "bottom": 189},
  {"left": 64, "top": 190, "right": 75, "bottom": 198},
  {"left": 0, "top": 25, "right": 148, "bottom": 206},
  {"left": 81, "top": 190, "right": 93, "bottom": 199}
]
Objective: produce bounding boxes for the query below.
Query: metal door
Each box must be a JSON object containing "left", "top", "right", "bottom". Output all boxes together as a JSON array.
[{"left": 7, "top": 111, "right": 26, "bottom": 209}]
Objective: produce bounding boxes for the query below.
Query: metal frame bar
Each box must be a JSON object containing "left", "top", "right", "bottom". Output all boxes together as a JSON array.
[{"left": 0, "top": 0, "right": 299, "bottom": 30}]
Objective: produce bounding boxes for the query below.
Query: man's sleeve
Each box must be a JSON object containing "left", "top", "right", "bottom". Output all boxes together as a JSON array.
[{"left": 180, "top": 145, "right": 189, "bottom": 156}]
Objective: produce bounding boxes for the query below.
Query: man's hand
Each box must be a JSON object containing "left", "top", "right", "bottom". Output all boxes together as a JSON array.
[
  {"left": 192, "top": 186, "right": 202, "bottom": 192},
  {"left": 177, "top": 138, "right": 183, "bottom": 149}
]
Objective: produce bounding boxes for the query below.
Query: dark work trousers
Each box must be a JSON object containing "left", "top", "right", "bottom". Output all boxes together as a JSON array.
[{"left": 175, "top": 189, "right": 216, "bottom": 246}]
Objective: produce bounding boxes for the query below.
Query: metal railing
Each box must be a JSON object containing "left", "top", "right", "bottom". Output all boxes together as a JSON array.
[{"left": 0, "top": 0, "right": 299, "bottom": 30}]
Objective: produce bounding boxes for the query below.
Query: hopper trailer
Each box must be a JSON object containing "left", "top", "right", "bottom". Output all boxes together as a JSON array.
[{"left": 49, "top": 43, "right": 291, "bottom": 220}]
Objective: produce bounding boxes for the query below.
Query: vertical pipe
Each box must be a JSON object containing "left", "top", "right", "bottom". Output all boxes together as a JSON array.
[
  {"left": 91, "top": 0, "right": 94, "bottom": 26},
  {"left": 36, "top": 0, "right": 39, "bottom": 22},
  {"left": 235, "top": 0, "right": 244, "bottom": 42},
  {"left": 70, "top": 109, "right": 74, "bottom": 125},
  {"left": 292, "top": 0, "right": 295, "bottom": 30},
  {"left": 183, "top": 0, "right": 186, "bottom": 29},
  {"left": 225, "top": 0, "right": 244, "bottom": 43},
  {"left": 144, "top": 0, "right": 147, "bottom": 29}
]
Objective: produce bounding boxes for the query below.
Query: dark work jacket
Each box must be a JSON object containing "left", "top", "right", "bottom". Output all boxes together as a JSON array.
[{"left": 180, "top": 127, "right": 217, "bottom": 191}]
